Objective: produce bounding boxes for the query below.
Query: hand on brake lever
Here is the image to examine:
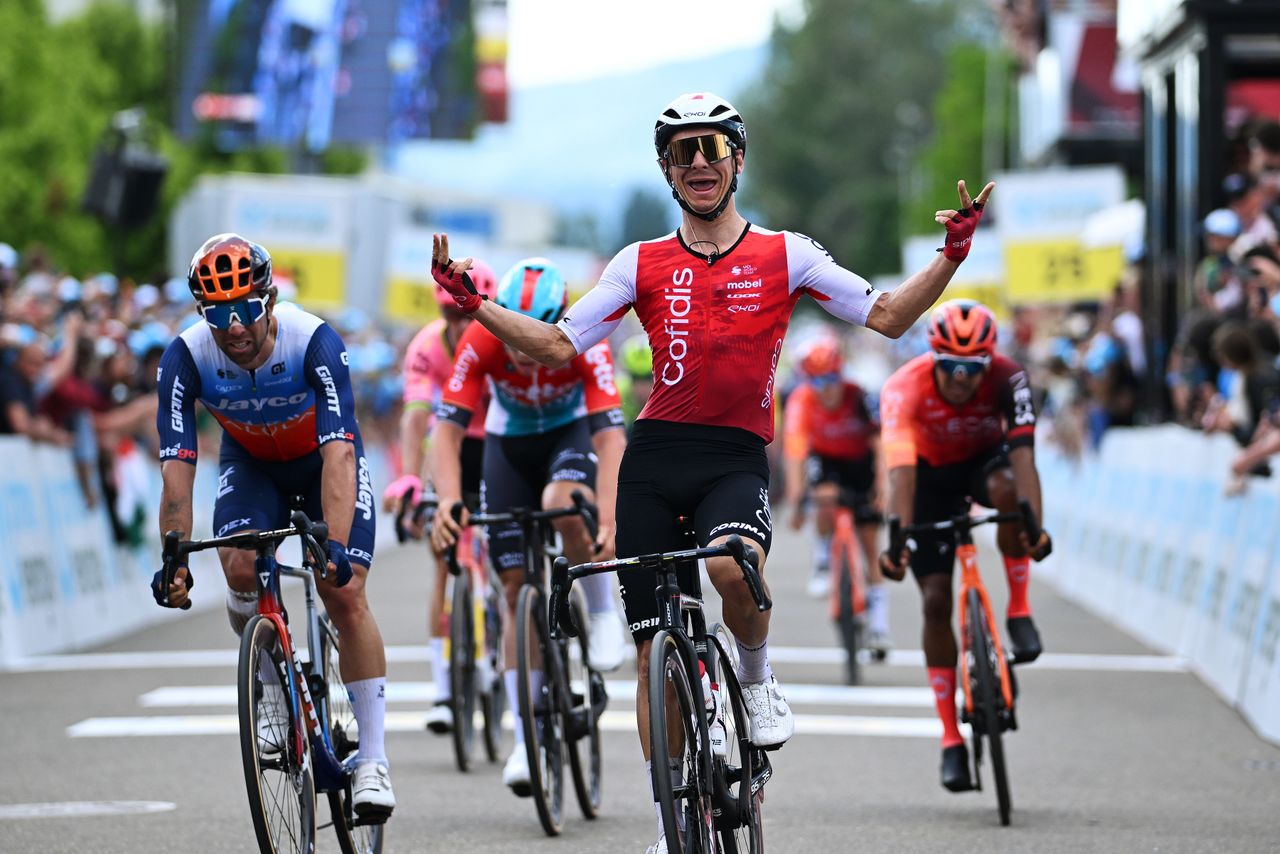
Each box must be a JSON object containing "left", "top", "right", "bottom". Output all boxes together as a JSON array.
[
  {"left": 321, "top": 540, "right": 353, "bottom": 587},
  {"left": 152, "top": 565, "right": 193, "bottom": 608},
  {"left": 877, "top": 547, "right": 910, "bottom": 582}
]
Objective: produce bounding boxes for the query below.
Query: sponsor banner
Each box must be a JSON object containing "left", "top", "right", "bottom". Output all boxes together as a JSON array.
[{"left": 1004, "top": 240, "right": 1125, "bottom": 305}]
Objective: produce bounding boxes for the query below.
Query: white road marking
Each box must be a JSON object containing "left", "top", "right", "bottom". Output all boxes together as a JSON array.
[
  {"left": 138, "top": 681, "right": 937, "bottom": 709},
  {"left": 11, "top": 646, "right": 1188, "bottom": 674},
  {"left": 0, "top": 801, "right": 176, "bottom": 820},
  {"left": 68, "top": 710, "right": 963, "bottom": 741}
]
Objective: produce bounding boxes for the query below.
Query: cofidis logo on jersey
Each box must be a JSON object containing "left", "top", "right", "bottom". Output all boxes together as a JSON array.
[{"left": 661, "top": 267, "right": 694, "bottom": 387}]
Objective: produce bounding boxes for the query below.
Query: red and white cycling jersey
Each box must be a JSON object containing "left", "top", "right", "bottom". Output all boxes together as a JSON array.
[
  {"left": 401, "top": 318, "right": 488, "bottom": 440},
  {"left": 782, "top": 380, "right": 877, "bottom": 462},
  {"left": 557, "top": 225, "right": 881, "bottom": 442}
]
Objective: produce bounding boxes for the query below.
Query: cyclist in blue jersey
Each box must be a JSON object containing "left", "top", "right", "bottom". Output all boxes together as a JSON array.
[{"left": 151, "top": 233, "right": 395, "bottom": 820}]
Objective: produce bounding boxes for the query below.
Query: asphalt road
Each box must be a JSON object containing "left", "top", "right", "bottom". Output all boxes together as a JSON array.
[{"left": 2, "top": 523, "right": 1278, "bottom": 854}]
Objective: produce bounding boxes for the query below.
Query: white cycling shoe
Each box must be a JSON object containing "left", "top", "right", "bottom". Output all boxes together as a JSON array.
[
  {"left": 424, "top": 701, "right": 453, "bottom": 734},
  {"left": 503, "top": 747, "right": 532, "bottom": 797},
  {"left": 806, "top": 569, "right": 830, "bottom": 598},
  {"left": 741, "top": 675, "right": 795, "bottom": 748},
  {"left": 588, "top": 611, "right": 627, "bottom": 672},
  {"left": 645, "top": 835, "right": 668, "bottom": 854},
  {"left": 352, "top": 761, "right": 396, "bottom": 821},
  {"left": 256, "top": 682, "right": 290, "bottom": 757}
]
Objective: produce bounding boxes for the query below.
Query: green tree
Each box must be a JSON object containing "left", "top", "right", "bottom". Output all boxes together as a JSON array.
[
  {"left": 616, "top": 187, "right": 672, "bottom": 251},
  {"left": 741, "top": 0, "right": 987, "bottom": 276}
]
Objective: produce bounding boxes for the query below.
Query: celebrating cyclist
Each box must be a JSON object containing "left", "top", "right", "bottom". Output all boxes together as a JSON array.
[
  {"left": 781, "top": 336, "right": 892, "bottom": 649},
  {"left": 381, "top": 261, "right": 497, "bottom": 735},
  {"left": 430, "top": 92, "right": 994, "bottom": 853},
  {"left": 877, "top": 298, "right": 1052, "bottom": 794},
  {"left": 151, "top": 234, "right": 395, "bottom": 820},
  {"left": 427, "top": 257, "right": 629, "bottom": 795}
]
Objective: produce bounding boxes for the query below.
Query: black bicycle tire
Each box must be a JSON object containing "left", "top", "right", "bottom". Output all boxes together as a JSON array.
[
  {"left": 565, "top": 595, "right": 603, "bottom": 819},
  {"left": 517, "top": 583, "right": 565, "bottom": 836},
  {"left": 832, "top": 537, "right": 861, "bottom": 686},
  {"left": 710, "top": 625, "right": 764, "bottom": 854},
  {"left": 449, "top": 572, "right": 477, "bottom": 772},
  {"left": 968, "top": 588, "right": 1012, "bottom": 826},
  {"left": 321, "top": 625, "right": 385, "bottom": 854},
  {"left": 238, "top": 615, "right": 316, "bottom": 854},
  {"left": 649, "top": 630, "right": 716, "bottom": 854},
  {"left": 481, "top": 582, "right": 506, "bottom": 764}
]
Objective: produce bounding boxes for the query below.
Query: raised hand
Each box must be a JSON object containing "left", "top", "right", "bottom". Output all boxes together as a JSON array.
[{"left": 935, "top": 179, "right": 995, "bottom": 263}]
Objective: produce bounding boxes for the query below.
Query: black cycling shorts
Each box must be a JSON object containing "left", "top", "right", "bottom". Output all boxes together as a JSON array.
[
  {"left": 615, "top": 420, "right": 772, "bottom": 642},
  {"left": 909, "top": 446, "right": 1010, "bottom": 581},
  {"left": 213, "top": 435, "right": 377, "bottom": 569},
  {"left": 805, "top": 453, "right": 880, "bottom": 522},
  {"left": 459, "top": 436, "right": 484, "bottom": 509},
  {"left": 481, "top": 419, "right": 596, "bottom": 574}
]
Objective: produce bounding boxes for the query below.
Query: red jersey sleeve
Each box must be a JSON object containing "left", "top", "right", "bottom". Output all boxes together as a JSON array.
[
  {"left": 576, "top": 341, "right": 624, "bottom": 413},
  {"left": 439, "top": 323, "right": 499, "bottom": 417},
  {"left": 994, "top": 355, "right": 1037, "bottom": 447}
]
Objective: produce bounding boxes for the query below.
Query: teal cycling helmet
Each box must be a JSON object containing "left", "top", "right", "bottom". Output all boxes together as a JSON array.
[{"left": 496, "top": 257, "right": 568, "bottom": 323}]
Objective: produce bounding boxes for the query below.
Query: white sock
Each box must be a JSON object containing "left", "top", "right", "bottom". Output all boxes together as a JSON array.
[
  {"left": 814, "top": 535, "right": 831, "bottom": 574},
  {"left": 736, "top": 638, "right": 771, "bottom": 684},
  {"left": 867, "top": 583, "right": 890, "bottom": 635},
  {"left": 647, "top": 760, "right": 663, "bottom": 836},
  {"left": 430, "top": 637, "right": 450, "bottom": 702},
  {"left": 646, "top": 759, "right": 686, "bottom": 837},
  {"left": 347, "top": 677, "right": 388, "bottom": 765},
  {"left": 226, "top": 589, "right": 258, "bottom": 636},
  {"left": 580, "top": 572, "right": 616, "bottom": 615},
  {"left": 504, "top": 669, "right": 544, "bottom": 745}
]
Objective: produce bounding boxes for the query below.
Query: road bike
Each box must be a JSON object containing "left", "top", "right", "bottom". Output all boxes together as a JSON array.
[
  {"left": 396, "top": 493, "right": 505, "bottom": 772},
  {"left": 160, "top": 510, "right": 384, "bottom": 853},
  {"left": 465, "top": 492, "right": 606, "bottom": 836},
  {"left": 551, "top": 529, "right": 773, "bottom": 853},
  {"left": 824, "top": 488, "right": 883, "bottom": 685},
  {"left": 887, "top": 499, "right": 1040, "bottom": 827}
]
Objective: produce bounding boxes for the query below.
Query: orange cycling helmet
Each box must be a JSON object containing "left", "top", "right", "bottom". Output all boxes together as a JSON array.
[
  {"left": 800, "top": 338, "right": 842, "bottom": 377},
  {"left": 187, "top": 233, "right": 273, "bottom": 303},
  {"left": 927, "top": 299, "right": 997, "bottom": 357}
]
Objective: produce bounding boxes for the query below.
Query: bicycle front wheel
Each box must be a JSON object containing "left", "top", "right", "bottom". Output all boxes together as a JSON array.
[
  {"left": 449, "top": 571, "right": 478, "bottom": 772},
  {"left": 318, "top": 624, "right": 384, "bottom": 854},
  {"left": 649, "top": 630, "right": 716, "bottom": 854},
  {"left": 565, "top": 594, "right": 603, "bottom": 819},
  {"left": 830, "top": 532, "right": 862, "bottom": 686},
  {"left": 238, "top": 615, "right": 316, "bottom": 854},
  {"left": 967, "top": 588, "right": 1012, "bottom": 826},
  {"left": 516, "top": 583, "right": 566, "bottom": 836},
  {"left": 711, "top": 624, "right": 764, "bottom": 854}
]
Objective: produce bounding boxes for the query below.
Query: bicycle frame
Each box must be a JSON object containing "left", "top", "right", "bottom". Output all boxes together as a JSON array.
[
  {"left": 954, "top": 541, "right": 1015, "bottom": 714},
  {"left": 827, "top": 506, "right": 866, "bottom": 621}
]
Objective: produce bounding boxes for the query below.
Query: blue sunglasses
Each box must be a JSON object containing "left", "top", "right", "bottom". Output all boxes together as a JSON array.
[
  {"left": 933, "top": 353, "right": 991, "bottom": 379},
  {"left": 810, "top": 372, "right": 841, "bottom": 389},
  {"left": 199, "top": 297, "right": 268, "bottom": 330}
]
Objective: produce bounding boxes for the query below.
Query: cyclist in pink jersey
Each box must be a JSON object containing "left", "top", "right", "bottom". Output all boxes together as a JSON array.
[
  {"left": 381, "top": 261, "right": 496, "bottom": 734},
  {"left": 431, "top": 92, "right": 995, "bottom": 854}
]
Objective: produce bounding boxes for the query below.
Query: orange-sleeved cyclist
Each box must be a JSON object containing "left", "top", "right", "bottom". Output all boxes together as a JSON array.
[
  {"left": 877, "top": 299, "right": 1052, "bottom": 794},
  {"left": 781, "top": 337, "right": 893, "bottom": 652}
]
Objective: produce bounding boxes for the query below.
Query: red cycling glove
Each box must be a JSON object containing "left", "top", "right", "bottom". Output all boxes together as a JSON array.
[
  {"left": 431, "top": 258, "right": 485, "bottom": 315},
  {"left": 940, "top": 200, "right": 985, "bottom": 263}
]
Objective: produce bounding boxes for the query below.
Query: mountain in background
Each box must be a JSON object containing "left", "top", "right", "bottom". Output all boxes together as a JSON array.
[{"left": 391, "top": 45, "right": 768, "bottom": 246}]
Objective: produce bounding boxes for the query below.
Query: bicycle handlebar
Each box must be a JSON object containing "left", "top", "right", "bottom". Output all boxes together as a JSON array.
[
  {"left": 160, "top": 511, "right": 331, "bottom": 608},
  {"left": 887, "top": 499, "right": 1041, "bottom": 558},
  {"left": 394, "top": 490, "right": 438, "bottom": 544},
  {"left": 549, "top": 534, "right": 770, "bottom": 640}
]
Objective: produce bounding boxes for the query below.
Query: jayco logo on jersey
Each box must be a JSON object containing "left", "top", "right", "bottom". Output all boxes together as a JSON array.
[
  {"left": 448, "top": 342, "right": 480, "bottom": 393},
  {"left": 356, "top": 455, "right": 374, "bottom": 521},
  {"left": 208, "top": 392, "right": 309, "bottom": 412},
  {"left": 314, "top": 365, "right": 341, "bottom": 416},
  {"left": 583, "top": 343, "right": 617, "bottom": 396},
  {"left": 661, "top": 267, "right": 694, "bottom": 387},
  {"left": 169, "top": 377, "right": 186, "bottom": 433}
]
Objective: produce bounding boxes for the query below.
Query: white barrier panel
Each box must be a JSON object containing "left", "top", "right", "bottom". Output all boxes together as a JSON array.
[
  {"left": 1040, "top": 426, "right": 1280, "bottom": 746},
  {"left": 0, "top": 437, "right": 224, "bottom": 666}
]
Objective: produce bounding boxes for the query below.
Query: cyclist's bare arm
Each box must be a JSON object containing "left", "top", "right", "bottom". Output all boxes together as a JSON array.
[
  {"left": 399, "top": 404, "right": 431, "bottom": 485},
  {"left": 159, "top": 460, "right": 196, "bottom": 603},
  {"left": 591, "top": 425, "right": 626, "bottom": 554},
  {"left": 866, "top": 180, "right": 995, "bottom": 338},
  {"left": 320, "top": 440, "right": 356, "bottom": 548},
  {"left": 428, "top": 419, "right": 467, "bottom": 549},
  {"left": 1009, "top": 445, "right": 1044, "bottom": 551},
  {"left": 880, "top": 464, "right": 917, "bottom": 580}
]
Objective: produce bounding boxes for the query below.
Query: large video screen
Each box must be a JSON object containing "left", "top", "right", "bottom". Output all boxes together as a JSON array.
[{"left": 175, "top": 0, "right": 477, "bottom": 150}]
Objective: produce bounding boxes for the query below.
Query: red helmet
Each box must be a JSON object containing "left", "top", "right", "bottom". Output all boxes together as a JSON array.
[
  {"left": 187, "top": 233, "right": 272, "bottom": 303},
  {"left": 435, "top": 259, "right": 496, "bottom": 311},
  {"left": 927, "top": 299, "right": 997, "bottom": 357},
  {"left": 800, "top": 338, "right": 842, "bottom": 378}
]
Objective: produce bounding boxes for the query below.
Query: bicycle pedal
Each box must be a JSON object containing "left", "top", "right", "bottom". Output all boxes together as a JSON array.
[{"left": 352, "top": 806, "right": 392, "bottom": 825}]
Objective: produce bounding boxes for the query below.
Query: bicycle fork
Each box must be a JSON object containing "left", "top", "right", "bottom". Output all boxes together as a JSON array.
[{"left": 955, "top": 545, "right": 1015, "bottom": 714}]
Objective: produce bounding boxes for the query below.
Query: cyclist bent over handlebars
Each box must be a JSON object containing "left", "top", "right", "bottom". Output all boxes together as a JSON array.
[
  {"left": 431, "top": 91, "right": 996, "bottom": 854},
  {"left": 151, "top": 234, "right": 395, "bottom": 820}
]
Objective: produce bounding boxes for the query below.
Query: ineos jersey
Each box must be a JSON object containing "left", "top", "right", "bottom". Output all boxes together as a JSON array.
[
  {"left": 879, "top": 353, "right": 1036, "bottom": 469},
  {"left": 556, "top": 225, "right": 882, "bottom": 442},
  {"left": 156, "top": 303, "right": 360, "bottom": 463}
]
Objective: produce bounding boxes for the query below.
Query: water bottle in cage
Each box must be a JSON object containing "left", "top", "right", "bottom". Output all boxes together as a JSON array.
[{"left": 699, "top": 660, "right": 727, "bottom": 757}]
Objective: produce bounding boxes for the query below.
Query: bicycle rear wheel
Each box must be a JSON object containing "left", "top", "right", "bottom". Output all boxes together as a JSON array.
[
  {"left": 319, "top": 625, "right": 385, "bottom": 854},
  {"left": 238, "top": 615, "right": 316, "bottom": 854},
  {"left": 516, "top": 583, "right": 566, "bottom": 836},
  {"left": 565, "top": 594, "right": 603, "bottom": 819},
  {"left": 967, "top": 588, "right": 1012, "bottom": 826},
  {"left": 711, "top": 624, "right": 764, "bottom": 854},
  {"left": 449, "top": 572, "right": 478, "bottom": 772},
  {"left": 649, "top": 630, "right": 716, "bottom": 854},
  {"left": 481, "top": 579, "right": 506, "bottom": 764}
]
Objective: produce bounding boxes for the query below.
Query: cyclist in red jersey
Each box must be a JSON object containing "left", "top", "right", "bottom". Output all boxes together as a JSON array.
[
  {"left": 781, "top": 337, "right": 893, "bottom": 651},
  {"left": 380, "top": 261, "right": 496, "bottom": 734},
  {"left": 430, "top": 92, "right": 995, "bottom": 854},
  {"left": 877, "top": 299, "right": 1052, "bottom": 794}
]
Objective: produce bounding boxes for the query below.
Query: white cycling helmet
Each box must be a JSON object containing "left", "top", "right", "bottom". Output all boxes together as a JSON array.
[{"left": 653, "top": 92, "right": 747, "bottom": 157}]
